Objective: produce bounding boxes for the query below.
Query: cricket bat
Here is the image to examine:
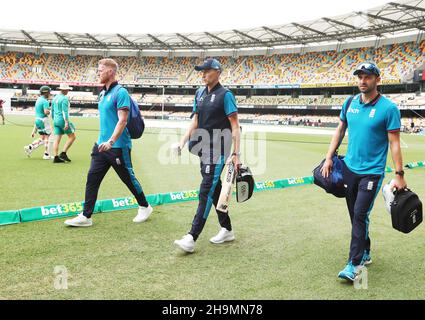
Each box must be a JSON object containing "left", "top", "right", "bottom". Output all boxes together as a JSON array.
[{"left": 216, "top": 162, "right": 236, "bottom": 214}]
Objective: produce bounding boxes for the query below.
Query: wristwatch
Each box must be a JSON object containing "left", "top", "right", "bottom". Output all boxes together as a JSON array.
[
  {"left": 232, "top": 152, "right": 241, "bottom": 157},
  {"left": 108, "top": 139, "right": 115, "bottom": 146},
  {"left": 395, "top": 170, "right": 405, "bottom": 177}
]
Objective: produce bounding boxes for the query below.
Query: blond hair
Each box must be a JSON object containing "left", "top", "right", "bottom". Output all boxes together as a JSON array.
[{"left": 99, "top": 58, "right": 118, "bottom": 73}]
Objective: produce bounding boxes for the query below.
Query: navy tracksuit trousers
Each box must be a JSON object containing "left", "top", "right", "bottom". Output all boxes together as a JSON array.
[
  {"left": 342, "top": 161, "right": 384, "bottom": 266},
  {"left": 83, "top": 143, "right": 149, "bottom": 218},
  {"left": 189, "top": 158, "right": 232, "bottom": 241}
]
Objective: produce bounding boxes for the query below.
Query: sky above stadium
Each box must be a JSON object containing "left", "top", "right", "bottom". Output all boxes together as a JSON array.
[{"left": 0, "top": 0, "right": 392, "bottom": 34}]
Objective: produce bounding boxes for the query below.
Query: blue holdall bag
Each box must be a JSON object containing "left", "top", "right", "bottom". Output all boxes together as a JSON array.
[
  {"left": 313, "top": 153, "right": 346, "bottom": 198},
  {"left": 312, "top": 95, "right": 355, "bottom": 198}
]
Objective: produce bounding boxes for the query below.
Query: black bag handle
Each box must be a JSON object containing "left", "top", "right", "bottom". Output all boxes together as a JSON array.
[{"left": 395, "top": 187, "right": 411, "bottom": 195}]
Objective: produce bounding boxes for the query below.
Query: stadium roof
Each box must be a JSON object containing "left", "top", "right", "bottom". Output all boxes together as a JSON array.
[{"left": 0, "top": 0, "right": 424, "bottom": 51}]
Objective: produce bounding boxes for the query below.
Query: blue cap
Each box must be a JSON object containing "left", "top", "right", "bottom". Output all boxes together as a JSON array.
[
  {"left": 195, "top": 58, "right": 222, "bottom": 71},
  {"left": 353, "top": 62, "right": 380, "bottom": 77}
]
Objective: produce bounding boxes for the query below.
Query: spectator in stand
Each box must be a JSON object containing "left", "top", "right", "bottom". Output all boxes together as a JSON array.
[{"left": 0, "top": 98, "right": 5, "bottom": 125}]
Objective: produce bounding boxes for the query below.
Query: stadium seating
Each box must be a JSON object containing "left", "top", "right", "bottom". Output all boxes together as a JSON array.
[
  {"left": 1, "top": 41, "right": 424, "bottom": 85},
  {"left": 11, "top": 91, "right": 425, "bottom": 108},
  {"left": 12, "top": 89, "right": 425, "bottom": 130}
]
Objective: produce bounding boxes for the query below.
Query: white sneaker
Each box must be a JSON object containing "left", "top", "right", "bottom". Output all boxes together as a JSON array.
[
  {"left": 64, "top": 213, "right": 93, "bottom": 227},
  {"left": 43, "top": 153, "right": 51, "bottom": 160},
  {"left": 133, "top": 205, "right": 153, "bottom": 223},
  {"left": 24, "top": 146, "right": 32, "bottom": 157},
  {"left": 210, "top": 228, "right": 235, "bottom": 244},
  {"left": 174, "top": 234, "right": 195, "bottom": 253}
]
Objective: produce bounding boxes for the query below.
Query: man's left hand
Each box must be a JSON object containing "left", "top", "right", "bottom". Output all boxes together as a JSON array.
[
  {"left": 393, "top": 174, "right": 407, "bottom": 190},
  {"left": 230, "top": 154, "right": 242, "bottom": 173}
]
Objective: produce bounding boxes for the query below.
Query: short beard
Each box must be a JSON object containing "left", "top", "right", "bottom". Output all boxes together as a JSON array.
[{"left": 359, "top": 86, "right": 375, "bottom": 94}]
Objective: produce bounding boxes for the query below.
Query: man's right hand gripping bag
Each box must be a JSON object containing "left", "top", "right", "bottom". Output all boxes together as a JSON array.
[
  {"left": 312, "top": 154, "right": 346, "bottom": 198},
  {"left": 391, "top": 188, "right": 423, "bottom": 234}
]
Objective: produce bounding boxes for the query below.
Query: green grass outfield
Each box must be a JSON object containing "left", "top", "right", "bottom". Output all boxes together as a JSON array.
[{"left": 0, "top": 115, "right": 424, "bottom": 300}]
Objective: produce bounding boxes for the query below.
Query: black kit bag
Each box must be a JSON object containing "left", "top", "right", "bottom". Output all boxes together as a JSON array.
[
  {"left": 391, "top": 188, "right": 423, "bottom": 234},
  {"left": 236, "top": 165, "right": 255, "bottom": 203}
]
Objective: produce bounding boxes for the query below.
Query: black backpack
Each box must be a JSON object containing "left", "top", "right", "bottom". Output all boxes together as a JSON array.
[{"left": 391, "top": 188, "right": 423, "bottom": 234}]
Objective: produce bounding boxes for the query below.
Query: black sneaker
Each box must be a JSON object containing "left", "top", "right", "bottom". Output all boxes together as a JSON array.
[
  {"left": 53, "top": 156, "right": 65, "bottom": 163},
  {"left": 59, "top": 152, "right": 71, "bottom": 162}
]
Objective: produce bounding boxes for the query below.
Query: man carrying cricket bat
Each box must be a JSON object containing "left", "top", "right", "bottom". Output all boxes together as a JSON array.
[{"left": 173, "top": 58, "right": 241, "bottom": 253}]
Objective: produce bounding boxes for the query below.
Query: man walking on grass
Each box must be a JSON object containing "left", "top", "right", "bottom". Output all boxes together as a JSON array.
[
  {"left": 321, "top": 62, "right": 407, "bottom": 281},
  {"left": 65, "top": 58, "right": 152, "bottom": 227}
]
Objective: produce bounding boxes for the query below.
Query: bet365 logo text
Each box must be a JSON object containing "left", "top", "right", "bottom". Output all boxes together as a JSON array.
[
  {"left": 41, "top": 202, "right": 83, "bottom": 217},
  {"left": 112, "top": 197, "right": 138, "bottom": 208},
  {"left": 255, "top": 181, "right": 275, "bottom": 190},
  {"left": 170, "top": 191, "right": 198, "bottom": 201},
  {"left": 287, "top": 178, "right": 305, "bottom": 185}
]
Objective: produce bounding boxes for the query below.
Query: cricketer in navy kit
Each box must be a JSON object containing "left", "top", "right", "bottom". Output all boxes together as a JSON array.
[{"left": 173, "top": 58, "right": 242, "bottom": 253}]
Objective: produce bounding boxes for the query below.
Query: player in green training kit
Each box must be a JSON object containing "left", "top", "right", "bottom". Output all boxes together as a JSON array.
[
  {"left": 24, "top": 86, "right": 53, "bottom": 160},
  {"left": 51, "top": 83, "right": 76, "bottom": 163},
  {"left": 0, "top": 98, "right": 5, "bottom": 125}
]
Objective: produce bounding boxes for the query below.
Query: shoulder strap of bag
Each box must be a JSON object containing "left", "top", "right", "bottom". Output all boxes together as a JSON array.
[
  {"left": 335, "top": 95, "right": 355, "bottom": 156},
  {"left": 111, "top": 84, "right": 123, "bottom": 108},
  {"left": 344, "top": 95, "right": 355, "bottom": 119}
]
